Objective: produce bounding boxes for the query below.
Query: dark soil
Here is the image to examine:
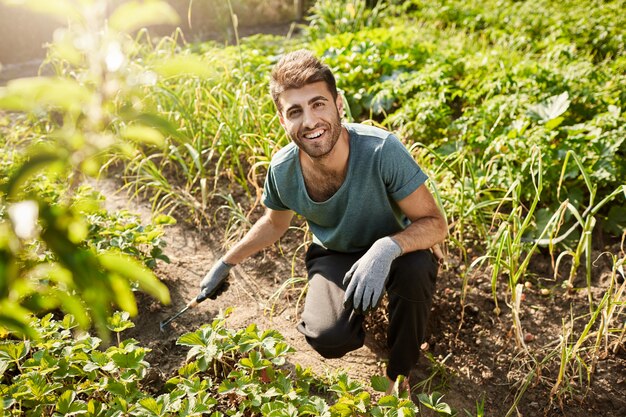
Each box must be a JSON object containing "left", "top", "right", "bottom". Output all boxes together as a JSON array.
[{"left": 97, "top": 178, "right": 626, "bottom": 417}]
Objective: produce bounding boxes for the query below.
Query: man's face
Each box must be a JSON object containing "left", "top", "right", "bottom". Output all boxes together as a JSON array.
[{"left": 277, "top": 81, "right": 343, "bottom": 159}]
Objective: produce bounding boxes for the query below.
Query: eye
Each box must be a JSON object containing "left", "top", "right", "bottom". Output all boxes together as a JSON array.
[
  {"left": 287, "top": 108, "right": 301, "bottom": 118},
  {"left": 313, "top": 101, "right": 325, "bottom": 109}
]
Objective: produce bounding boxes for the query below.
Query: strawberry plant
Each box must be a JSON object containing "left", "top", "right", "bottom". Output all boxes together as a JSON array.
[{"left": 0, "top": 312, "right": 456, "bottom": 416}]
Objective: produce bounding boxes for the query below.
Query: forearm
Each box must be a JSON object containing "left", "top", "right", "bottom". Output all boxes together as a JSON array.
[
  {"left": 222, "top": 212, "right": 291, "bottom": 265},
  {"left": 391, "top": 215, "right": 448, "bottom": 254}
]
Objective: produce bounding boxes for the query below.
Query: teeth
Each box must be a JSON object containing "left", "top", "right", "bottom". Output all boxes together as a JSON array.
[{"left": 305, "top": 130, "right": 324, "bottom": 139}]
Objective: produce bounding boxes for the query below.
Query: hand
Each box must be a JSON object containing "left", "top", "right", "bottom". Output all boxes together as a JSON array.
[
  {"left": 343, "top": 237, "right": 402, "bottom": 313},
  {"left": 198, "top": 259, "right": 233, "bottom": 302}
]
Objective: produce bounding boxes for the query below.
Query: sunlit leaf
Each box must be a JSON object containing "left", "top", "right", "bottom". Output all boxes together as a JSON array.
[
  {"left": 56, "top": 390, "right": 88, "bottom": 415},
  {"left": 2, "top": 0, "right": 82, "bottom": 23},
  {"left": 0, "top": 340, "right": 30, "bottom": 363},
  {"left": 0, "top": 301, "right": 38, "bottom": 339},
  {"left": 109, "top": 0, "right": 179, "bottom": 33},
  {"left": 109, "top": 348, "right": 146, "bottom": 370},
  {"left": 176, "top": 331, "right": 206, "bottom": 347},
  {"left": 138, "top": 397, "right": 162, "bottom": 415},
  {"left": 527, "top": 92, "right": 570, "bottom": 123},
  {"left": 22, "top": 372, "right": 63, "bottom": 400},
  {"left": 0, "top": 77, "right": 91, "bottom": 113},
  {"left": 153, "top": 55, "right": 215, "bottom": 78},
  {"left": 107, "top": 311, "right": 135, "bottom": 333},
  {"left": 120, "top": 125, "right": 165, "bottom": 147},
  {"left": 544, "top": 116, "right": 564, "bottom": 130},
  {"left": 98, "top": 251, "right": 170, "bottom": 305},
  {"left": 3, "top": 152, "right": 63, "bottom": 198},
  {"left": 109, "top": 273, "right": 138, "bottom": 316},
  {"left": 153, "top": 214, "right": 176, "bottom": 225}
]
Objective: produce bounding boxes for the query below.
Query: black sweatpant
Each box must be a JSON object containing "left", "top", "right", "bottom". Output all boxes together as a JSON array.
[{"left": 296, "top": 244, "right": 439, "bottom": 381}]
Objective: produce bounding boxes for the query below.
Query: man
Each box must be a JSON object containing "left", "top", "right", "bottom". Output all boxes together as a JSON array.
[{"left": 200, "top": 49, "right": 447, "bottom": 391}]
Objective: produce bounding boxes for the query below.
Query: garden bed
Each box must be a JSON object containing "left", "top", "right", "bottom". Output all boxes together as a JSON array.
[{"left": 99, "top": 178, "right": 626, "bottom": 416}]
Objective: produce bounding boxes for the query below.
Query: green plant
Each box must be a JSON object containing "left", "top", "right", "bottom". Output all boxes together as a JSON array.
[
  {"left": 304, "top": 0, "right": 390, "bottom": 41},
  {"left": 0, "top": 313, "right": 151, "bottom": 416},
  {"left": 85, "top": 207, "right": 175, "bottom": 269},
  {"left": 0, "top": 0, "right": 185, "bottom": 338}
]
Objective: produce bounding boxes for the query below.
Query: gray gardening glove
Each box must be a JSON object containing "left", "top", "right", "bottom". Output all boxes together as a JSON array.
[
  {"left": 198, "top": 259, "right": 233, "bottom": 302},
  {"left": 343, "top": 237, "right": 403, "bottom": 313}
]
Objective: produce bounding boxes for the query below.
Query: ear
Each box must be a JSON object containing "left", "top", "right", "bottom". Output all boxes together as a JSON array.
[
  {"left": 336, "top": 94, "right": 344, "bottom": 117},
  {"left": 277, "top": 111, "right": 286, "bottom": 128}
]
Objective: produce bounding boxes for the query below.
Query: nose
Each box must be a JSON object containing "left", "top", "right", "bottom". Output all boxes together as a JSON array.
[{"left": 302, "top": 108, "right": 317, "bottom": 129}]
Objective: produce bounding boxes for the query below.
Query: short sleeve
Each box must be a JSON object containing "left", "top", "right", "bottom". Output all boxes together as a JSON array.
[
  {"left": 262, "top": 166, "right": 290, "bottom": 210},
  {"left": 380, "top": 134, "right": 428, "bottom": 201}
]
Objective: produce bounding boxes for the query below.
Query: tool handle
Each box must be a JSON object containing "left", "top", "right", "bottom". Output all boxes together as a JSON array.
[
  {"left": 195, "top": 289, "right": 211, "bottom": 303},
  {"left": 196, "top": 278, "right": 230, "bottom": 303}
]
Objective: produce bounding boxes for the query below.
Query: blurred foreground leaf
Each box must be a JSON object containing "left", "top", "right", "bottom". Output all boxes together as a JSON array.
[
  {"left": 0, "top": 77, "right": 91, "bottom": 114},
  {"left": 109, "top": 0, "right": 179, "bottom": 33}
]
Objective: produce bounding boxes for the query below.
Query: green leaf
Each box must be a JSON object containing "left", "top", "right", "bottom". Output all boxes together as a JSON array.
[
  {"left": 109, "top": 273, "right": 138, "bottom": 316},
  {"left": 153, "top": 55, "right": 215, "bottom": 79},
  {"left": 153, "top": 214, "right": 176, "bottom": 226},
  {"left": 109, "top": 348, "right": 146, "bottom": 370},
  {"left": 544, "top": 116, "right": 564, "bottom": 130},
  {"left": 21, "top": 372, "right": 63, "bottom": 400},
  {"left": 2, "top": 0, "right": 82, "bottom": 23},
  {"left": 0, "top": 340, "right": 30, "bottom": 363},
  {"left": 418, "top": 392, "right": 452, "bottom": 414},
  {"left": 56, "top": 390, "right": 88, "bottom": 415},
  {"left": 177, "top": 361, "right": 199, "bottom": 378},
  {"left": 120, "top": 125, "right": 165, "bottom": 147},
  {"left": 0, "top": 301, "right": 39, "bottom": 339},
  {"left": 3, "top": 152, "right": 63, "bottom": 198},
  {"left": 177, "top": 331, "right": 206, "bottom": 347},
  {"left": 239, "top": 351, "right": 269, "bottom": 371},
  {"left": 109, "top": 0, "right": 179, "bottom": 33},
  {"left": 0, "top": 77, "right": 91, "bottom": 113},
  {"left": 107, "top": 311, "right": 135, "bottom": 333},
  {"left": 370, "top": 375, "right": 390, "bottom": 393},
  {"left": 98, "top": 251, "right": 170, "bottom": 305},
  {"left": 138, "top": 397, "right": 163, "bottom": 415},
  {"left": 61, "top": 314, "right": 79, "bottom": 330},
  {"left": 527, "top": 92, "right": 570, "bottom": 123}
]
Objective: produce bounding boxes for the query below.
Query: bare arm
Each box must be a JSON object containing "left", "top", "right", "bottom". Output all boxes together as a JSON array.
[
  {"left": 392, "top": 183, "right": 448, "bottom": 254},
  {"left": 222, "top": 208, "right": 294, "bottom": 265}
]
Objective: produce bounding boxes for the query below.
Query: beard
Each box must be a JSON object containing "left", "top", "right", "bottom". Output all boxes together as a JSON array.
[{"left": 290, "top": 110, "right": 343, "bottom": 159}]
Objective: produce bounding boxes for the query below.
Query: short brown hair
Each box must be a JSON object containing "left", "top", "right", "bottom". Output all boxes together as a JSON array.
[{"left": 269, "top": 49, "right": 338, "bottom": 112}]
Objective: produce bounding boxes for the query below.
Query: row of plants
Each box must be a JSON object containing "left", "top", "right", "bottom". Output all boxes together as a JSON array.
[{"left": 0, "top": 311, "right": 458, "bottom": 416}]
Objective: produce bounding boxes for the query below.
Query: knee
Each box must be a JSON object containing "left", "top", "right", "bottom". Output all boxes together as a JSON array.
[
  {"left": 388, "top": 250, "right": 438, "bottom": 302},
  {"left": 299, "top": 321, "right": 365, "bottom": 359}
]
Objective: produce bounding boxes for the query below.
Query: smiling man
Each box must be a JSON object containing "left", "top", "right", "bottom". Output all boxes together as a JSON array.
[{"left": 199, "top": 49, "right": 448, "bottom": 393}]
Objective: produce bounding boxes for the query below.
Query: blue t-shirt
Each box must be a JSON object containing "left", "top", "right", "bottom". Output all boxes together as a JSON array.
[{"left": 262, "top": 123, "right": 428, "bottom": 252}]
